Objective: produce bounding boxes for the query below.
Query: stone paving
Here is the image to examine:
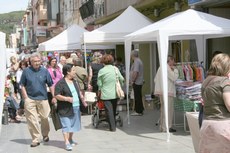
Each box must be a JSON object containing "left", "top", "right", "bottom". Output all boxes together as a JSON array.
[{"left": 0, "top": 109, "right": 195, "bottom": 153}]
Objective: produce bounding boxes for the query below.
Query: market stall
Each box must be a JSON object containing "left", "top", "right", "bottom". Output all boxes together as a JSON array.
[
  {"left": 82, "top": 6, "right": 153, "bottom": 118},
  {"left": 38, "top": 24, "right": 115, "bottom": 52},
  {"left": 125, "top": 9, "right": 230, "bottom": 141}
]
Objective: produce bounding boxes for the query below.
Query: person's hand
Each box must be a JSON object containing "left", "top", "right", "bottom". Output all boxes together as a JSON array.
[
  {"left": 51, "top": 97, "right": 57, "bottom": 104},
  {"left": 170, "top": 65, "right": 175, "bottom": 70},
  {"left": 87, "top": 84, "right": 92, "bottom": 91},
  {"left": 83, "top": 101, "right": 88, "bottom": 107}
]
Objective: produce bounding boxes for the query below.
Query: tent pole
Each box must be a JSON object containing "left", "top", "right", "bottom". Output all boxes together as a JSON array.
[
  {"left": 84, "top": 43, "right": 87, "bottom": 72},
  {"left": 125, "top": 40, "right": 132, "bottom": 124},
  {"left": 157, "top": 33, "right": 170, "bottom": 142}
]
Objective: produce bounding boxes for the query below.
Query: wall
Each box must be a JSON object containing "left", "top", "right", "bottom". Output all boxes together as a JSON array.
[
  {"left": 106, "top": 0, "right": 140, "bottom": 15},
  {"left": 139, "top": 44, "right": 151, "bottom": 95},
  {"left": 63, "top": 0, "right": 86, "bottom": 28},
  {"left": 116, "top": 43, "right": 153, "bottom": 96},
  {"left": 116, "top": 44, "right": 125, "bottom": 60},
  {"left": 207, "top": 8, "right": 230, "bottom": 67}
]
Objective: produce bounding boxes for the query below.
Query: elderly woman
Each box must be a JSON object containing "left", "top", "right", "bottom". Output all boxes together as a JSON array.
[
  {"left": 199, "top": 53, "right": 230, "bottom": 153},
  {"left": 55, "top": 64, "right": 87, "bottom": 151},
  {"left": 97, "top": 54, "right": 124, "bottom": 132}
]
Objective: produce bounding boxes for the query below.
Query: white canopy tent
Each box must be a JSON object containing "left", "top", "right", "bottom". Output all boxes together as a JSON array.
[
  {"left": 37, "top": 24, "right": 115, "bottom": 52},
  {"left": 83, "top": 6, "right": 153, "bottom": 44},
  {"left": 82, "top": 6, "right": 152, "bottom": 122},
  {"left": 125, "top": 9, "right": 230, "bottom": 141},
  {"left": 0, "top": 32, "right": 6, "bottom": 133}
]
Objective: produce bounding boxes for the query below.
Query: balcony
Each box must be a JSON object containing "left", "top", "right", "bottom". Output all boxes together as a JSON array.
[
  {"left": 56, "top": 12, "right": 64, "bottom": 26},
  {"left": 37, "top": 9, "right": 47, "bottom": 22}
]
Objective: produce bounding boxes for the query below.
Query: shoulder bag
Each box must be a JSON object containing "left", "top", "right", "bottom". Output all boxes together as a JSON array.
[
  {"left": 114, "top": 66, "right": 124, "bottom": 99},
  {"left": 76, "top": 73, "right": 88, "bottom": 90}
]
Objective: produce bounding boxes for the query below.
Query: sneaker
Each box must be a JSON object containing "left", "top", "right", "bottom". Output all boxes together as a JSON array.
[
  {"left": 69, "top": 139, "right": 78, "bottom": 146},
  {"left": 169, "top": 128, "right": 177, "bottom": 133},
  {"left": 130, "top": 112, "right": 143, "bottom": 116},
  {"left": 65, "top": 144, "right": 72, "bottom": 151}
]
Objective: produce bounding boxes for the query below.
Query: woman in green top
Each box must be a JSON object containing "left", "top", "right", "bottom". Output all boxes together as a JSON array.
[{"left": 97, "top": 54, "right": 124, "bottom": 131}]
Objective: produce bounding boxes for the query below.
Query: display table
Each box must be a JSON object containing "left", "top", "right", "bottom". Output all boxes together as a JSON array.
[
  {"left": 186, "top": 112, "right": 200, "bottom": 153},
  {"left": 173, "top": 98, "right": 200, "bottom": 131}
]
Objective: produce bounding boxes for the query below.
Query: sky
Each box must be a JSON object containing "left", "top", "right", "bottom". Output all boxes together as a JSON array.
[{"left": 0, "top": 0, "right": 29, "bottom": 14}]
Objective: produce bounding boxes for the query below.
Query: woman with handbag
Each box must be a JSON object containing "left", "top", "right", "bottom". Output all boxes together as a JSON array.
[
  {"left": 55, "top": 64, "right": 87, "bottom": 151},
  {"left": 97, "top": 54, "right": 124, "bottom": 132}
]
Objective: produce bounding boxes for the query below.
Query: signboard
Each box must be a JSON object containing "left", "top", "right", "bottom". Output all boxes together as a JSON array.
[
  {"left": 36, "top": 26, "right": 47, "bottom": 37},
  {"left": 188, "top": 0, "right": 202, "bottom": 5}
]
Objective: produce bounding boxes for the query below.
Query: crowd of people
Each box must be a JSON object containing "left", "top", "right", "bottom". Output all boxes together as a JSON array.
[
  {"left": 4, "top": 48, "right": 229, "bottom": 152},
  {"left": 3, "top": 49, "right": 127, "bottom": 151}
]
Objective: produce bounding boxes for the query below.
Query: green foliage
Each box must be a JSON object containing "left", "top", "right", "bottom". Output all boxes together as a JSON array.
[{"left": 0, "top": 11, "right": 24, "bottom": 35}]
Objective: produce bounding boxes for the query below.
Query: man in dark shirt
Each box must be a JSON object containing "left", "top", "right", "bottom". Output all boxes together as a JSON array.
[{"left": 20, "top": 52, "right": 54, "bottom": 147}]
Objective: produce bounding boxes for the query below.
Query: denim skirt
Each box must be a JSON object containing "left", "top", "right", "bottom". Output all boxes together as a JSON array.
[{"left": 59, "top": 106, "right": 81, "bottom": 133}]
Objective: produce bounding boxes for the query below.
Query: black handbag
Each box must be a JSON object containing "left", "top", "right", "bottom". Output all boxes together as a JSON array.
[
  {"left": 51, "top": 104, "right": 62, "bottom": 131},
  {"left": 80, "top": 101, "right": 88, "bottom": 114}
]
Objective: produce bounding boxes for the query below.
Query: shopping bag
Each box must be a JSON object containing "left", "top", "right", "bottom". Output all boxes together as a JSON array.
[
  {"left": 116, "top": 80, "right": 125, "bottom": 99},
  {"left": 51, "top": 104, "right": 62, "bottom": 131},
  {"left": 85, "top": 91, "right": 97, "bottom": 102}
]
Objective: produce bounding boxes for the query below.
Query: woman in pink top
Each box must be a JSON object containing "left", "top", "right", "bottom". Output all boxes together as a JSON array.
[{"left": 47, "top": 57, "right": 63, "bottom": 107}]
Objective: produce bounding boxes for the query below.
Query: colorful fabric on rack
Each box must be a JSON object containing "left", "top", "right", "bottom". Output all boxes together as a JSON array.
[
  {"left": 176, "top": 65, "right": 185, "bottom": 80},
  {"left": 176, "top": 62, "right": 205, "bottom": 82}
]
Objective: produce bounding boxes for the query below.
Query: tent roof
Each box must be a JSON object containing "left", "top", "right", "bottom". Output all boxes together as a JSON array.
[
  {"left": 83, "top": 6, "right": 153, "bottom": 44},
  {"left": 38, "top": 24, "right": 115, "bottom": 52},
  {"left": 126, "top": 9, "right": 230, "bottom": 42},
  {"left": 38, "top": 24, "right": 85, "bottom": 51}
]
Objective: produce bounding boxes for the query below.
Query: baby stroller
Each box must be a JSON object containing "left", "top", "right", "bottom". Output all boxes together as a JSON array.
[{"left": 91, "top": 99, "right": 123, "bottom": 129}]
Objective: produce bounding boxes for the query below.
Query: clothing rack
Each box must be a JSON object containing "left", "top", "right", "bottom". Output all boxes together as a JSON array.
[
  {"left": 176, "top": 62, "right": 205, "bottom": 82},
  {"left": 176, "top": 61, "right": 199, "bottom": 65}
]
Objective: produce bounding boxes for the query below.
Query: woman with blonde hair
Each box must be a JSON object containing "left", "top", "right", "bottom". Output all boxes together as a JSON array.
[
  {"left": 88, "top": 51, "right": 104, "bottom": 93},
  {"left": 199, "top": 53, "right": 230, "bottom": 153}
]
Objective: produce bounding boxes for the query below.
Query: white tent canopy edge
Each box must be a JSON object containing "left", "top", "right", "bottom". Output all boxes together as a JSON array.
[
  {"left": 0, "top": 32, "right": 6, "bottom": 134},
  {"left": 37, "top": 24, "right": 115, "bottom": 52}
]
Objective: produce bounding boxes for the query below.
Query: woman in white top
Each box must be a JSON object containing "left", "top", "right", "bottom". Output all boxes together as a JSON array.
[{"left": 154, "top": 55, "right": 179, "bottom": 132}]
